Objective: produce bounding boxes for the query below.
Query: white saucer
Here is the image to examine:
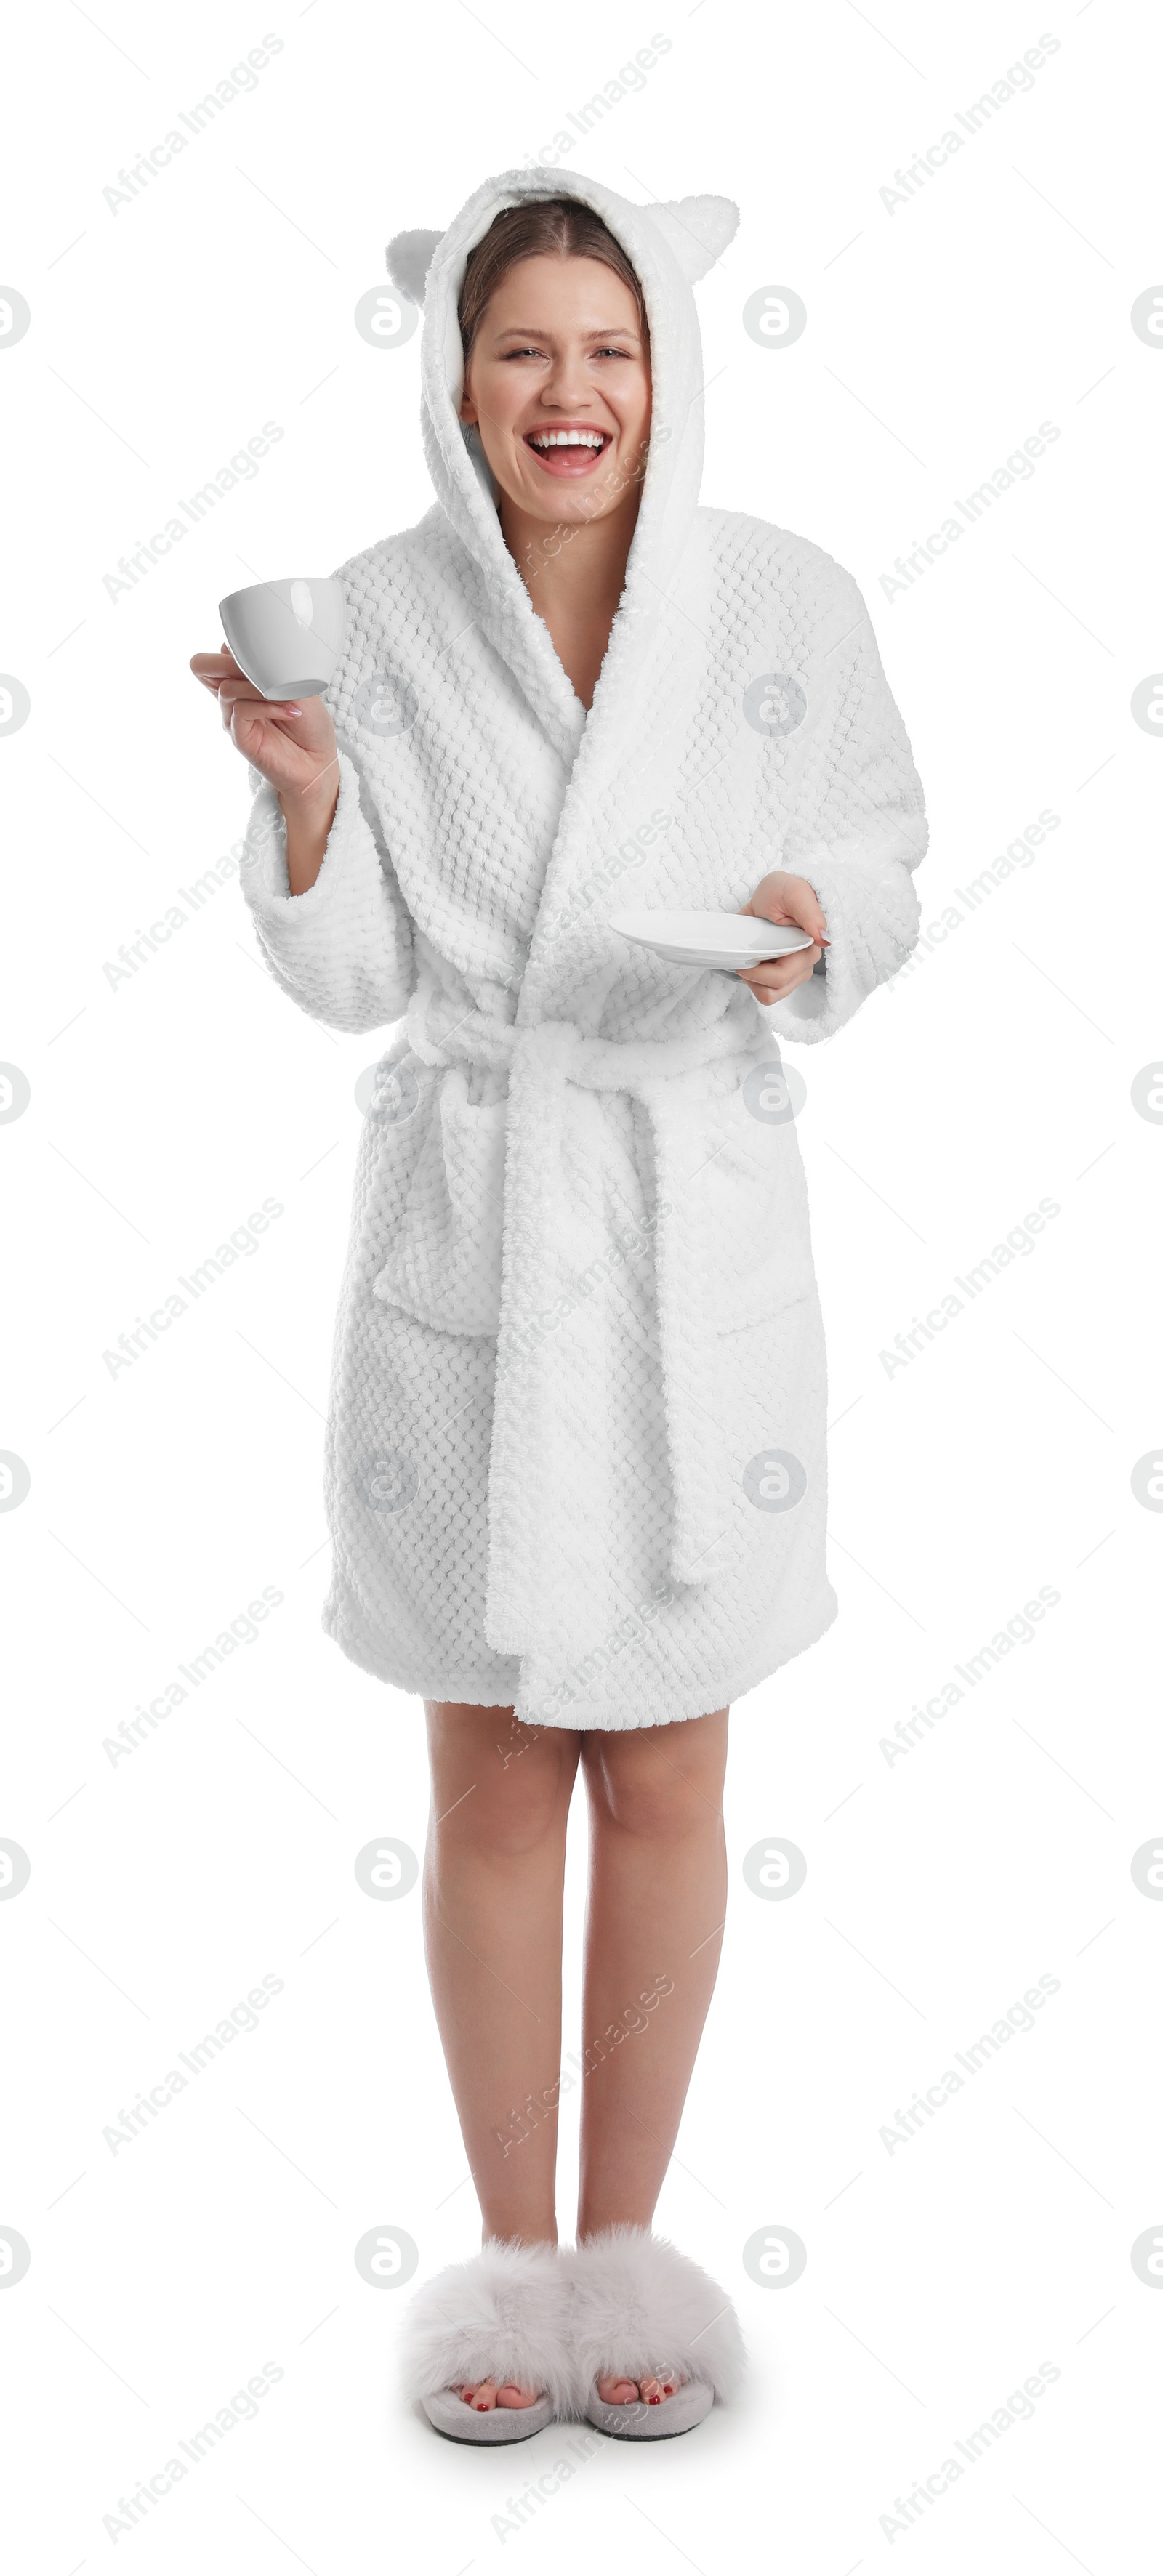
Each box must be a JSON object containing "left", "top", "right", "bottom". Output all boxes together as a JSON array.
[{"left": 611, "top": 909, "right": 816, "bottom": 970}]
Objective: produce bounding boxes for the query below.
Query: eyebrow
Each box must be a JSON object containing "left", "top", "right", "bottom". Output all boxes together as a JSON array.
[{"left": 490, "top": 323, "right": 641, "bottom": 340}]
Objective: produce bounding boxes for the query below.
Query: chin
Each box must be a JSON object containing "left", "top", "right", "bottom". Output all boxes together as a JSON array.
[{"left": 507, "top": 464, "right": 627, "bottom": 523}]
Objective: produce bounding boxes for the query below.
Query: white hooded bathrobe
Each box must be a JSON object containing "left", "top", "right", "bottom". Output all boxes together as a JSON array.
[{"left": 238, "top": 167, "right": 927, "bottom": 1732}]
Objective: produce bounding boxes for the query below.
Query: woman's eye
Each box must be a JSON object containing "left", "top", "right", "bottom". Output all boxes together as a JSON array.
[{"left": 501, "top": 344, "right": 635, "bottom": 360}]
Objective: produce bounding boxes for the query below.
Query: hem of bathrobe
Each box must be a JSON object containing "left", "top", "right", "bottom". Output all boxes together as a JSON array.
[
  {"left": 320, "top": 1576, "right": 840, "bottom": 1729},
  {"left": 517, "top": 1588, "right": 841, "bottom": 1729},
  {"left": 321, "top": 1583, "right": 523, "bottom": 1705}
]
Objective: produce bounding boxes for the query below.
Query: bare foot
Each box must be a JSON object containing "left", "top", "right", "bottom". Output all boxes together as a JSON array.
[
  {"left": 456, "top": 2381, "right": 542, "bottom": 2410},
  {"left": 596, "top": 2373, "right": 678, "bottom": 2406}
]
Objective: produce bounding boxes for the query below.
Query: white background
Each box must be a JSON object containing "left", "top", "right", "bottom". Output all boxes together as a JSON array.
[{"left": 3, "top": 1, "right": 1161, "bottom": 2567}]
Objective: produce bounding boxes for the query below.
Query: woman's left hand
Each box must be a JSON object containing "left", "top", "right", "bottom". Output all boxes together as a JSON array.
[{"left": 734, "top": 871, "right": 829, "bottom": 1006}]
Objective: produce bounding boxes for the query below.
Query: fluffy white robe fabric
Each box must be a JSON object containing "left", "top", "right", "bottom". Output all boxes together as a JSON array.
[{"left": 238, "top": 166, "right": 927, "bottom": 1731}]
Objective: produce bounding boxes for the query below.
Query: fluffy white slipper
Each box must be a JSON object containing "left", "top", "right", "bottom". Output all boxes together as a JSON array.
[
  {"left": 401, "top": 2237, "right": 578, "bottom": 2443},
  {"left": 569, "top": 2225, "right": 747, "bottom": 2439}
]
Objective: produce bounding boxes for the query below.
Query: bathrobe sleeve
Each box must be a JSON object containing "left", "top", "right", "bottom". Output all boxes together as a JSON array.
[
  {"left": 238, "top": 743, "right": 417, "bottom": 1033},
  {"left": 760, "top": 569, "right": 927, "bottom": 1046}
]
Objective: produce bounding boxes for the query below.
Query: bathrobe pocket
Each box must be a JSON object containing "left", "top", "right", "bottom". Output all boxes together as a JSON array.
[
  {"left": 371, "top": 1067, "right": 507, "bottom": 1336},
  {"left": 704, "top": 1089, "right": 816, "bottom": 1334}
]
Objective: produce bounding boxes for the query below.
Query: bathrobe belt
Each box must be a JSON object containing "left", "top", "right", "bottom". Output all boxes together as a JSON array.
[{"left": 400, "top": 998, "right": 763, "bottom": 1671}]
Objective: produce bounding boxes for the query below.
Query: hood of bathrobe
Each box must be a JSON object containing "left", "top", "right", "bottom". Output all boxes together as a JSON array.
[{"left": 385, "top": 169, "right": 739, "bottom": 613}]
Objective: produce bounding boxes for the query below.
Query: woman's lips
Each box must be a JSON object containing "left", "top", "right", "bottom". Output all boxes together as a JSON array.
[{"left": 523, "top": 430, "right": 612, "bottom": 478}]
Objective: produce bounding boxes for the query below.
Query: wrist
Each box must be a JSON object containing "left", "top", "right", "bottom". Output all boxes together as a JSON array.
[{"left": 278, "top": 764, "right": 340, "bottom": 829}]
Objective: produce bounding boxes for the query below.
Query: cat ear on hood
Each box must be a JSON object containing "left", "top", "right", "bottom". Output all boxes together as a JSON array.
[
  {"left": 645, "top": 195, "right": 739, "bottom": 283},
  {"left": 385, "top": 227, "right": 443, "bottom": 310}
]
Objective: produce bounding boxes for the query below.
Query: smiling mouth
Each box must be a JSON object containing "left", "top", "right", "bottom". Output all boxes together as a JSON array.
[{"left": 523, "top": 429, "right": 612, "bottom": 476}]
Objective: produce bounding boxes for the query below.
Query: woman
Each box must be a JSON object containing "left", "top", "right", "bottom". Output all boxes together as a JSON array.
[{"left": 191, "top": 170, "right": 926, "bottom": 2444}]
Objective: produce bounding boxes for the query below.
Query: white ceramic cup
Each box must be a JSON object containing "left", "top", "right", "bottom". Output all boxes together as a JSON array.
[{"left": 218, "top": 576, "right": 346, "bottom": 700}]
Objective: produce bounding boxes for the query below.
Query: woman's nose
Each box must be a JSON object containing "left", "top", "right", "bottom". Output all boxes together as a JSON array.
[{"left": 542, "top": 359, "right": 594, "bottom": 407}]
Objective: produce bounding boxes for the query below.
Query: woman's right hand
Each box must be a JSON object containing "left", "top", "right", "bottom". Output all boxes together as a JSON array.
[
  {"left": 190, "top": 646, "right": 339, "bottom": 893},
  {"left": 189, "top": 646, "right": 339, "bottom": 809}
]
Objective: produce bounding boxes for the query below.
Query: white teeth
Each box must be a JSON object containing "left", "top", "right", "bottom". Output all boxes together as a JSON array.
[{"left": 528, "top": 429, "right": 606, "bottom": 449}]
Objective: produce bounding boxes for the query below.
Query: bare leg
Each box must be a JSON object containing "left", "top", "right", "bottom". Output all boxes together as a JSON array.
[
  {"left": 576, "top": 1708, "right": 729, "bottom": 2405},
  {"left": 422, "top": 1701, "right": 582, "bottom": 2409}
]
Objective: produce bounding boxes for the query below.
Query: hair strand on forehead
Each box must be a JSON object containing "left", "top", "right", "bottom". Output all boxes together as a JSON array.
[{"left": 458, "top": 198, "right": 648, "bottom": 366}]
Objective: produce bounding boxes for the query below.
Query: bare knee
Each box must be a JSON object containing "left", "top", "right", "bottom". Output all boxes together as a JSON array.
[
  {"left": 583, "top": 1713, "right": 728, "bottom": 1843},
  {"left": 426, "top": 1703, "right": 580, "bottom": 1862}
]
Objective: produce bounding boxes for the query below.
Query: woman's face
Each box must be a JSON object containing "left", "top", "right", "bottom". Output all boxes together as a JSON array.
[{"left": 458, "top": 254, "right": 651, "bottom": 528}]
